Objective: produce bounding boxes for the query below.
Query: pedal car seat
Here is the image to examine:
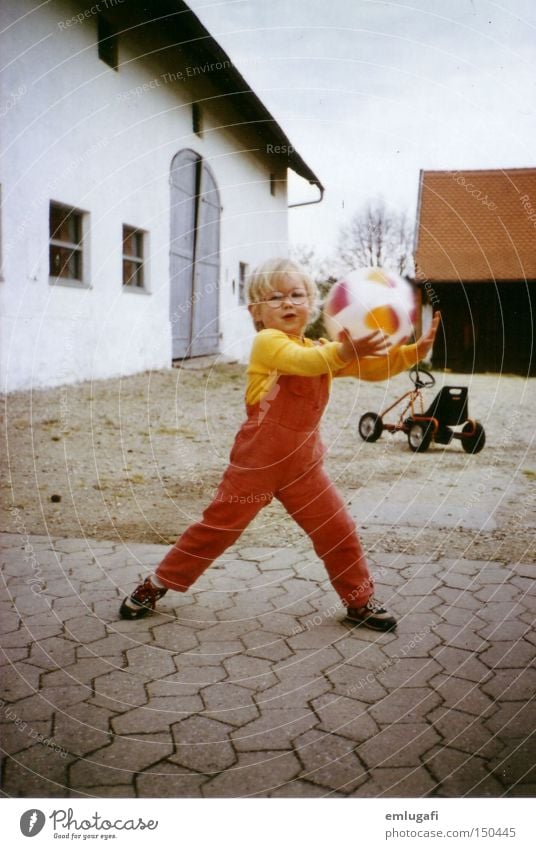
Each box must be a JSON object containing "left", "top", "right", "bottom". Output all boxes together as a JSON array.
[{"left": 423, "top": 386, "right": 469, "bottom": 426}]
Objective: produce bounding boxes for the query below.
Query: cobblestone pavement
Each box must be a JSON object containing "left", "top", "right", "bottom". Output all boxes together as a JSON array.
[{"left": 1, "top": 532, "right": 534, "bottom": 798}]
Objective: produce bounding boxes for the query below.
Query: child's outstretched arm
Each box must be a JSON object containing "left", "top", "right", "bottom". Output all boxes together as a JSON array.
[
  {"left": 338, "top": 328, "right": 392, "bottom": 361},
  {"left": 414, "top": 311, "right": 441, "bottom": 361},
  {"left": 335, "top": 312, "right": 442, "bottom": 381},
  {"left": 250, "top": 327, "right": 361, "bottom": 376},
  {"left": 248, "top": 314, "right": 441, "bottom": 382}
]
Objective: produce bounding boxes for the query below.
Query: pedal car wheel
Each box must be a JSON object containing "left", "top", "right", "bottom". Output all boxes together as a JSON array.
[
  {"left": 408, "top": 420, "right": 433, "bottom": 452},
  {"left": 359, "top": 412, "right": 383, "bottom": 442},
  {"left": 461, "top": 421, "right": 486, "bottom": 454}
]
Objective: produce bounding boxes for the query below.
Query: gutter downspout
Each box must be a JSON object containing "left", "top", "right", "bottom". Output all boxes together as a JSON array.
[{"left": 288, "top": 182, "right": 325, "bottom": 208}]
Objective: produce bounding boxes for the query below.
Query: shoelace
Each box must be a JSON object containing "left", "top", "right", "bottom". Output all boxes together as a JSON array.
[
  {"left": 364, "top": 597, "right": 385, "bottom": 613},
  {"left": 133, "top": 579, "right": 161, "bottom": 605}
]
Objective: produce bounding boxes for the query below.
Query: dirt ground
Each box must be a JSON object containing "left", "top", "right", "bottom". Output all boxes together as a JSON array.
[{"left": 2, "top": 360, "right": 535, "bottom": 564}]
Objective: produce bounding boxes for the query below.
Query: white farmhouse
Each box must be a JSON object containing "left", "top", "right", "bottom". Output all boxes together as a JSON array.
[{"left": 0, "top": 0, "right": 322, "bottom": 391}]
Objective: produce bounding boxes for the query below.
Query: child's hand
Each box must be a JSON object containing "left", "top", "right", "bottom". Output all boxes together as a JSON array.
[
  {"left": 338, "top": 328, "right": 392, "bottom": 361},
  {"left": 415, "top": 311, "right": 441, "bottom": 360}
]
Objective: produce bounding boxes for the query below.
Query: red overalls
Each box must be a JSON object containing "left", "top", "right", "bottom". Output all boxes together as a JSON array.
[{"left": 156, "top": 371, "right": 374, "bottom": 607}]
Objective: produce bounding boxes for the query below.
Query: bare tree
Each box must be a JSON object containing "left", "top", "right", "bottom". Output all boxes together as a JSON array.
[
  {"left": 289, "top": 243, "right": 333, "bottom": 286},
  {"left": 337, "top": 199, "right": 413, "bottom": 277},
  {"left": 289, "top": 244, "right": 336, "bottom": 339}
]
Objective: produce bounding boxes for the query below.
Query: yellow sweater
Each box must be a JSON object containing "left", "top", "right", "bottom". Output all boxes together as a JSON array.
[{"left": 246, "top": 329, "right": 420, "bottom": 406}]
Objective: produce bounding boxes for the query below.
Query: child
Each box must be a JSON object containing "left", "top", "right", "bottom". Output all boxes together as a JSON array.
[{"left": 120, "top": 258, "right": 440, "bottom": 631}]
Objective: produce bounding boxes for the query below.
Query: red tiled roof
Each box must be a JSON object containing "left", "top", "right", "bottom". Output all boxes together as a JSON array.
[{"left": 414, "top": 168, "right": 536, "bottom": 282}]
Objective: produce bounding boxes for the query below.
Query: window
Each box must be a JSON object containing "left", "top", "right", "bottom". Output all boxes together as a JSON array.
[
  {"left": 122, "top": 225, "right": 146, "bottom": 288},
  {"left": 97, "top": 14, "right": 118, "bottom": 70},
  {"left": 49, "top": 202, "right": 85, "bottom": 283},
  {"left": 238, "top": 261, "right": 249, "bottom": 305},
  {"left": 192, "top": 102, "right": 202, "bottom": 136},
  {"left": 270, "top": 173, "right": 276, "bottom": 196}
]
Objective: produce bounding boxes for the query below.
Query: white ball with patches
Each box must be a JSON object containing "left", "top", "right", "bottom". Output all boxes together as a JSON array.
[{"left": 323, "top": 267, "right": 417, "bottom": 346}]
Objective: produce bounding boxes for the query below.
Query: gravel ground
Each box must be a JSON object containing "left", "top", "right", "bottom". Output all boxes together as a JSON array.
[{"left": 2, "top": 361, "right": 535, "bottom": 565}]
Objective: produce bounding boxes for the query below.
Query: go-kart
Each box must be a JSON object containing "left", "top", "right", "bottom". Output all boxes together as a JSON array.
[{"left": 358, "top": 368, "right": 486, "bottom": 453}]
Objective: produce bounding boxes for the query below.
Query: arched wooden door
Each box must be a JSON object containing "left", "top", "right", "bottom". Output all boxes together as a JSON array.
[{"left": 169, "top": 149, "right": 220, "bottom": 358}]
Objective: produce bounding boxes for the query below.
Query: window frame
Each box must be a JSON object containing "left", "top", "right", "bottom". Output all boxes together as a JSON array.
[
  {"left": 49, "top": 201, "right": 89, "bottom": 288},
  {"left": 122, "top": 224, "right": 149, "bottom": 292}
]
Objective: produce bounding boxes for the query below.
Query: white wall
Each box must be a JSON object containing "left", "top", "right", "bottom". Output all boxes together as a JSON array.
[{"left": 0, "top": 0, "right": 289, "bottom": 391}]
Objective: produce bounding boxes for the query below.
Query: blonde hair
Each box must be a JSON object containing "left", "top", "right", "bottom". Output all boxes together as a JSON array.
[{"left": 247, "top": 258, "right": 318, "bottom": 330}]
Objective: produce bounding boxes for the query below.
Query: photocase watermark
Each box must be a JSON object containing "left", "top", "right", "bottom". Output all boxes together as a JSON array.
[
  {"left": 9, "top": 506, "right": 47, "bottom": 596},
  {"left": 0, "top": 699, "right": 68, "bottom": 759},
  {"left": 519, "top": 193, "right": 536, "bottom": 229},
  {"left": 0, "top": 83, "right": 27, "bottom": 118},
  {"left": 450, "top": 171, "right": 498, "bottom": 211},
  {"left": 257, "top": 372, "right": 280, "bottom": 423},
  {"left": 118, "top": 77, "right": 163, "bottom": 101},
  {"left": 50, "top": 807, "right": 158, "bottom": 834},
  {"left": 507, "top": 488, "right": 536, "bottom": 536},
  {"left": 20, "top": 806, "right": 159, "bottom": 838},
  {"left": 161, "top": 59, "right": 232, "bottom": 83},
  {"left": 266, "top": 144, "right": 294, "bottom": 155},
  {"left": 117, "top": 60, "right": 233, "bottom": 102},
  {"left": 414, "top": 268, "right": 440, "bottom": 307},
  {"left": 20, "top": 809, "right": 46, "bottom": 837},
  {"left": 170, "top": 279, "right": 218, "bottom": 328},
  {"left": 291, "top": 573, "right": 380, "bottom": 635},
  {"left": 216, "top": 489, "right": 273, "bottom": 505},
  {"left": 116, "top": 55, "right": 266, "bottom": 102},
  {"left": 4, "top": 136, "right": 108, "bottom": 261},
  {"left": 57, "top": 0, "right": 124, "bottom": 30}
]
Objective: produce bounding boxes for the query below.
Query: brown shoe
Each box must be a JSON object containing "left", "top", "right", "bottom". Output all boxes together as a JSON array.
[
  {"left": 346, "top": 597, "right": 397, "bottom": 632},
  {"left": 119, "top": 577, "right": 168, "bottom": 620}
]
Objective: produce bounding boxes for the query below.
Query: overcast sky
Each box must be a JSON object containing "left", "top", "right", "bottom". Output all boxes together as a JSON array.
[{"left": 188, "top": 0, "right": 535, "bottom": 257}]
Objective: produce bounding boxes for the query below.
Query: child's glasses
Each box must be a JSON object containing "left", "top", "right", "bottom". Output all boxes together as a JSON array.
[{"left": 263, "top": 290, "right": 308, "bottom": 308}]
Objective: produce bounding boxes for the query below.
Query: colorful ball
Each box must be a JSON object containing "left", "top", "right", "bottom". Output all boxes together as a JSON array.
[{"left": 323, "top": 267, "right": 417, "bottom": 346}]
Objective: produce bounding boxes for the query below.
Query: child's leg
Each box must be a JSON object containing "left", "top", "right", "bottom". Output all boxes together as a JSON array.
[
  {"left": 155, "top": 489, "right": 269, "bottom": 591},
  {"left": 277, "top": 464, "right": 373, "bottom": 608}
]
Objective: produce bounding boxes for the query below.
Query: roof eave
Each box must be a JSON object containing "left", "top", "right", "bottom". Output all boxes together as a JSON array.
[{"left": 118, "top": 0, "right": 323, "bottom": 190}]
